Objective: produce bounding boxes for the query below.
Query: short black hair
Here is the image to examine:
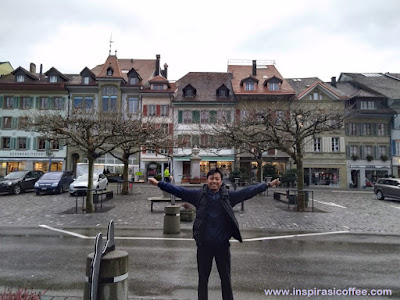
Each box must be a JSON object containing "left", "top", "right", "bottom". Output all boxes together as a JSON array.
[{"left": 206, "top": 168, "right": 223, "bottom": 179}]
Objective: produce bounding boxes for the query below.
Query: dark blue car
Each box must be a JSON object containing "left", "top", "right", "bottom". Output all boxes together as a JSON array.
[{"left": 34, "top": 171, "right": 74, "bottom": 195}]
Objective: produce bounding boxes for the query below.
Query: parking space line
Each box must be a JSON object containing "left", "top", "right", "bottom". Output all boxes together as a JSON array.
[
  {"left": 391, "top": 206, "right": 400, "bottom": 210},
  {"left": 313, "top": 200, "right": 347, "bottom": 208},
  {"left": 39, "top": 225, "right": 350, "bottom": 242}
]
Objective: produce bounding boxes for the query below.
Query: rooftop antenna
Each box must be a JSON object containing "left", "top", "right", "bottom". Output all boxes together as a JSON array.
[{"left": 109, "top": 34, "right": 114, "bottom": 55}]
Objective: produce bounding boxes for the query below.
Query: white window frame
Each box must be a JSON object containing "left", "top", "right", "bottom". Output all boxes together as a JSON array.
[
  {"left": 332, "top": 137, "right": 339, "bottom": 152},
  {"left": 314, "top": 138, "right": 321, "bottom": 152},
  {"left": 245, "top": 82, "right": 255, "bottom": 91}
]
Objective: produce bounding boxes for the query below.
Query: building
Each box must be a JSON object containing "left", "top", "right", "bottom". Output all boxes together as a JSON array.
[
  {"left": 172, "top": 72, "right": 235, "bottom": 182},
  {"left": 0, "top": 63, "right": 69, "bottom": 176}
]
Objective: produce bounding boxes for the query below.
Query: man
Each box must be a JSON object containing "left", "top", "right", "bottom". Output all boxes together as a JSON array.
[
  {"left": 148, "top": 168, "right": 280, "bottom": 300},
  {"left": 164, "top": 167, "right": 170, "bottom": 182}
]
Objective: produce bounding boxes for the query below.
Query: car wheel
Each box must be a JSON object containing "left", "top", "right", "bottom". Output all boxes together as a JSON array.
[
  {"left": 58, "top": 186, "right": 63, "bottom": 194},
  {"left": 35, "top": 191, "right": 40, "bottom": 196},
  {"left": 376, "top": 190, "right": 384, "bottom": 200},
  {"left": 13, "top": 184, "right": 22, "bottom": 195}
]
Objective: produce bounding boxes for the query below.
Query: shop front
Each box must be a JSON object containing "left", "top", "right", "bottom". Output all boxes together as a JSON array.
[{"left": 348, "top": 163, "right": 390, "bottom": 188}]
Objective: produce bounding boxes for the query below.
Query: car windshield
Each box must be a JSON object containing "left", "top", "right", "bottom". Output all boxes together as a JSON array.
[
  {"left": 41, "top": 172, "right": 62, "bottom": 180},
  {"left": 4, "top": 172, "right": 26, "bottom": 180}
]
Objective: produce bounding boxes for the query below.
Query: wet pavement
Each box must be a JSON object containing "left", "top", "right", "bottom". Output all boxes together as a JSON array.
[{"left": 1, "top": 183, "right": 400, "bottom": 299}]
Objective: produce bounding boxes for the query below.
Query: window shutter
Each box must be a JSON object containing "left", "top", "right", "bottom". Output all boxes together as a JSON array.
[
  {"left": 178, "top": 110, "right": 183, "bottom": 123},
  {"left": 33, "top": 137, "right": 37, "bottom": 150},
  {"left": 346, "top": 145, "right": 350, "bottom": 158},
  {"left": 10, "top": 138, "right": 16, "bottom": 150},
  {"left": 142, "top": 147, "right": 146, "bottom": 154},
  {"left": 49, "top": 97, "right": 54, "bottom": 109},
  {"left": 156, "top": 105, "right": 160, "bottom": 116},
  {"left": 235, "top": 109, "right": 240, "bottom": 122},
  {"left": 26, "top": 138, "right": 31, "bottom": 150},
  {"left": 372, "top": 123, "right": 377, "bottom": 136},
  {"left": 0, "top": 96, "right": 3, "bottom": 108},
  {"left": 0, "top": 117, "right": 2, "bottom": 129},
  {"left": 35, "top": 97, "right": 40, "bottom": 109},
  {"left": 11, "top": 117, "right": 17, "bottom": 129},
  {"left": 143, "top": 105, "right": 148, "bottom": 116},
  {"left": 192, "top": 110, "right": 200, "bottom": 123},
  {"left": 374, "top": 146, "right": 378, "bottom": 159},
  {"left": 14, "top": 96, "right": 19, "bottom": 109},
  {"left": 169, "top": 123, "right": 173, "bottom": 134},
  {"left": 392, "top": 140, "right": 396, "bottom": 156},
  {"left": 360, "top": 146, "right": 364, "bottom": 158},
  {"left": 210, "top": 111, "right": 217, "bottom": 123}
]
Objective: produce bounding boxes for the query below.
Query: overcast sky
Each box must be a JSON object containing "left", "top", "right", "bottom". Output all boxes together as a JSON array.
[{"left": 1, "top": 0, "right": 399, "bottom": 82}]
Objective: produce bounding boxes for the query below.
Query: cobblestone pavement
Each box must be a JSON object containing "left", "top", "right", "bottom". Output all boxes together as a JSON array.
[
  {"left": 0, "top": 183, "right": 400, "bottom": 235},
  {"left": 1, "top": 183, "right": 400, "bottom": 300}
]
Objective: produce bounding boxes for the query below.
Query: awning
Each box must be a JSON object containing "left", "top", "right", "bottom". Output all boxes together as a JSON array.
[
  {"left": 0, "top": 158, "right": 64, "bottom": 162},
  {"left": 173, "top": 156, "right": 234, "bottom": 162}
]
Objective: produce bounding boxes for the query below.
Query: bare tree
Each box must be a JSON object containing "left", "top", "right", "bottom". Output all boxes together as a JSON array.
[
  {"left": 207, "top": 100, "right": 349, "bottom": 211},
  {"left": 28, "top": 110, "right": 132, "bottom": 213}
]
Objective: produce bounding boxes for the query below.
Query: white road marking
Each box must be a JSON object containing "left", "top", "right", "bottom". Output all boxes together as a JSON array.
[
  {"left": 39, "top": 225, "right": 350, "bottom": 242},
  {"left": 390, "top": 205, "right": 400, "bottom": 210},
  {"left": 313, "top": 199, "right": 347, "bottom": 208}
]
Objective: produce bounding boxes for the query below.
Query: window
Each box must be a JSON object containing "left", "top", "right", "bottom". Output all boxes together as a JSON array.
[
  {"left": 364, "top": 146, "right": 372, "bottom": 157},
  {"left": 245, "top": 82, "right": 255, "bottom": 91},
  {"left": 18, "top": 138, "right": 27, "bottom": 150},
  {"left": 178, "top": 135, "right": 191, "bottom": 148},
  {"left": 21, "top": 97, "right": 31, "bottom": 109},
  {"left": 218, "top": 89, "right": 227, "bottom": 97},
  {"left": 2, "top": 117, "right": 12, "bottom": 129},
  {"left": 1, "top": 137, "right": 10, "bottom": 149},
  {"left": 83, "top": 77, "right": 90, "bottom": 85},
  {"left": 102, "top": 86, "right": 117, "bottom": 112},
  {"left": 200, "top": 135, "right": 209, "bottom": 148},
  {"left": 51, "top": 140, "right": 59, "bottom": 150},
  {"left": 160, "top": 105, "right": 169, "bottom": 117},
  {"left": 276, "top": 110, "right": 284, "bottom": 124},
  {"left": 127, "top": 97, "right": 140, "bottom": 114},
  {"left": 332, "top": 138, "right": 339, "bottom": 152},
  {"left": 161, "top": 124, "right": 169, "bottom": 135},
  {"left": 310, "top": 92, "right": 322, "bottom": 100},
  {"left": 146, "top": 149, "right": 155, "bottom": 154},
  {"left": 54, "top": 97, "right": 63, "bottom": 110},
  {"left": 38, "top": 138, "right": 46, "bottom": 150},
  {"left": 360, "top": 101, "right": 376, "bottom": 110},
  {"left": 129, "top": 77, "right": 138, "bottom": 85},
  {"left": 153, "top": 84, "right": 164, "bottom": 90},
  {"left": 160, "top": 148, "right": 168, "bottom": 155},
  {"left": 183, "top": 111, "right": 192, "bottom": 124},
  {"left": 192, "top": 135, "right": 199, "bottom": 147},
  {"left": 377, "top": 123, "right": 385, "bottom": 136},
  {"left": 148, "top": 105, "right": 156, "bottom": 116},
  {"left": 201, "top": 110, "right": 209, "bottom": 124},
  {"left": 49, "top": 76, "right": 57, "bottom": 83},
  {"left": 217, "top": 110, "right": 231, "bottom": 123},
  {"left": 19, "top": 117, "right": 28, "bottom": 129},
  {"left": 5, "top": 96, "right": 14, "bottom": 109},
  {"left": 269, "top": 82, "right": 279, "bottom": 91},
  {"left": 16, "top": 75, "right": 24, "bottom": 82},
  {"left": 107, "top": 67, "right": 113, "bottom": 76},
  {"left": 350, "top": 145, "right": 358, "bottom": 156},
  {"left": 40, "top": 97, "right": 49, "bottom": 110},
  {"left": 347, "top": 123, "right": 357, "bottom": 135},
  {"left": 378, "top": 146, "right": 387, "bottom": 157},
  {"left": 362, "top": 123, "right": 372, "bottom": 136},
  {"left": 314, "top": 138, "right": 321, "bottom": 152}
]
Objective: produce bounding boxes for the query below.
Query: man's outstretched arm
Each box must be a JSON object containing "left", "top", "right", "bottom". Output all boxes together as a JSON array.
[{"left": 229, "top": 178, "right": 280, "bottom": 206}]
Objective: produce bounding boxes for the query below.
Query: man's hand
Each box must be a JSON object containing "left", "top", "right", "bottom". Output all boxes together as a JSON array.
[
  {"left": 268, "top": 178, "right": 280, "bottom": 187},
  {"left": 148, "top": 178, "right": 159, "bottom": 186}
]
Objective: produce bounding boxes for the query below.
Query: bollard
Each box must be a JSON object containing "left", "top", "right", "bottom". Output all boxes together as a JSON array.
[
  {"left": 163, "top": 205, "right": 180, "bottom": 234},
  {"left": 83, "top": 250, "right": 129, "bottom": 300}
]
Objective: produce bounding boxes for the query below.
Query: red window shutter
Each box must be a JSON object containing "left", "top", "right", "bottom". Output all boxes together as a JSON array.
[
  {"left": 142, "top": 147, "right": 146, "bottom": 154},
  {"left": 169, "top": 123, "right": 173, "bottom": 134},
  {"left": 236, "top": 109, "right": 240, "bottom": 121},
  {"left": 143, "top": 105, "right": 148, "bottom": 116},
  {"left": 156, "top": 105, "right": 161, "bottom": 116}
]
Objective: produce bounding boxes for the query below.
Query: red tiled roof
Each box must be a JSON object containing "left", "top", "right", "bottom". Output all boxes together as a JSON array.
[{"left": 228, "top": 64, "right": 295, "bottom": 96}]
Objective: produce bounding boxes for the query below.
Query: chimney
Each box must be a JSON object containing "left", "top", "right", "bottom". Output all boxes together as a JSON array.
[
  {"left": 252, "top": 60, "right": 257, "bottom": 76},
  {"left": 331, "top": 76, "right": 337, "bottom": 87},
  {"left": 163, "top": 63, "right": 168, "bottom": 79},
  {"left": 39, "top": 64, "right": 43, "bottom": 79},
  {"left": 155, "top": 54, "right": 160, "bottom": 76},
  {"left": 29, "top": 63, "right": 36, "bottom": 74}
]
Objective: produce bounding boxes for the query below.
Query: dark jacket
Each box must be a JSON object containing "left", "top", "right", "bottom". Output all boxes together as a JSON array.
[{"left": 158, "top": 181, "right": 268, "bottom": 245}]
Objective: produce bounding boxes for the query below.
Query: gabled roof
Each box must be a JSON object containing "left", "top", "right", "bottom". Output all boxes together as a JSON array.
[
  {"left": 11, "top": 66, "right": 39, "bottom": 80},
  {"left": 286, "top": 77, "right": 347, "bottom": 100},
  {"left": 228, "top": 63, "right": 294, "bottom": 96},
  {"left": 338, "top": 72, "right": 400, "bottom": 99},
  {"left": 96, "top": 55, "right": 125, "bottom": 81},
  {"left": 175, "top": 72, "right": 234, "bottom": 103},
  {"left": 80, "top": 67, "right": 96, "bottom": 78},
  {"left": 44, "top": 67, "right": 69, "bottom": 82}
]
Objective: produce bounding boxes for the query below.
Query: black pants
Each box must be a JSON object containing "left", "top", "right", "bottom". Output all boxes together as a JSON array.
[{"left": 197, "top": 244, "right": 233, "bottom": 300}]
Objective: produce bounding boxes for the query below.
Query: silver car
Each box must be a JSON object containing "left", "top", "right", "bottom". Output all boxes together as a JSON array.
[
  {"left": 69, "top": 173, "right": 108, "bottom": 196},
  {"left": 374, "top": 178, "right": 400, "bottom": 200}
]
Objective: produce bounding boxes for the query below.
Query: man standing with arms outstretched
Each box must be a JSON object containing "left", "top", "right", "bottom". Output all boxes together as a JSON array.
[{"left": 149, "top": 168, "right": 280, "bottom": 300}]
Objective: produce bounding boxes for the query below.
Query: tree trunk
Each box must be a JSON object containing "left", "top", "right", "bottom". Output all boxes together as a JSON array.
[
  {"left": 296, "top": 157, "right": 306, "bottom": 212},
  {"left": 85, "top": 155, "right": 95, "bottom": 213},
  {"left": 121, "top": 156, "right": 129, "bottom": 195},
  {"left": 257, "top": 158, "right": 263, "bottom": 182}
]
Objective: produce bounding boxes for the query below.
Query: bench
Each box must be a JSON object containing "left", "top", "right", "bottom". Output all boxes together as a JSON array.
[
  {"left": 75, "top": 189, "right": 113, "bottom": 212},
  {"left": 147, "top": 196, "right": 181, "bottom": 212}
]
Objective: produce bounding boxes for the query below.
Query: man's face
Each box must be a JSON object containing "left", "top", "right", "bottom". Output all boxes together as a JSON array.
[{"left": 207, "top": 173, "right": 222, "bottom": 192}]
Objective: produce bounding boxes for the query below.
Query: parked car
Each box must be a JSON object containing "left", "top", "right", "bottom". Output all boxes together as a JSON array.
[
  {"left": 374, "top": 178, "right": 400, "bottom": 200},
  {"left": 0, "top": 170, "right": 44, "bottom": 195},
  {"left": 34, "top": 171, "right": 74, "bottom": 195},
  {"left": 69, "top": 173, "right": 108, "bottom": 196}
]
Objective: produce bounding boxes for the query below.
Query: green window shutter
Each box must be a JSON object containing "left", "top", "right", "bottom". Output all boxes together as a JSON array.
[
  {"left": 49, "top": 97, "right": 54, "bottom": 109},
  {"left": 192, "top": 110, "right": 200, "bottom": 124},
  {"left": 0, "top": 117, "right": 2, "bottom": 129},
  {"left": 35, "top": 97, "right": 40, "bottom": 109},
  {"left": 33, "top": 137, "right": 37, "bottom": 150},
  {"left": 178, "top": 110, "right": 183, "bottom": 123},
  {"left": 11, "top": 117, "right": 17, "bottom": 129},
  {"left": 26, "top": 138, "right": 31, "bottom": 150},
  {"left": 10, "top": 138, "right": 16, "bottom": 150},
  {"left": 29, "top": 97, "right": 34, "bottom": 109},
  {"left": 210, "top": 111, "right": 217, "bottom": 123},
  {"left": 14, "top": 96, "right": 19, "bottom": 109},
  {"left": 0, "top": 96, "right": 3, "bottom": 108}
]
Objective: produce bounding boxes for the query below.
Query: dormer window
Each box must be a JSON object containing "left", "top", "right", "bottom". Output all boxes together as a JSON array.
[
  {"left": 83, "top": 77, "right": 90, "bottom": 84},
  {"left": 107, "top": 67, "right": 113, "bottom": 76},
  {"left": 183, "top": 84, "right": 196, "bottom": 97},
  {"left": 152, "top": 84, "right": 165, "bottom": 90},
  {"left": 263, "top": 76, "right": 283, "bottom": 91},
  {"left": 217, "top": 84, "right": 229, "bottom": 98},
  {"left": 16, "top": 75, "right": 24, "bottom": 83},
  {"left": 269, "top": 82, "right": 279, "bottom": 91},
  {"left": 245, "top": 82, "right": 255, "bottom": 91},
  {"left": 49, "top": 76, "right": 57, "bottom": 83},
  {"left": 130, "top": 77, "right": 138, "bottom": 85},
  {"left": 127, "top": 68, "right": 142, "bottom": 86}
]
